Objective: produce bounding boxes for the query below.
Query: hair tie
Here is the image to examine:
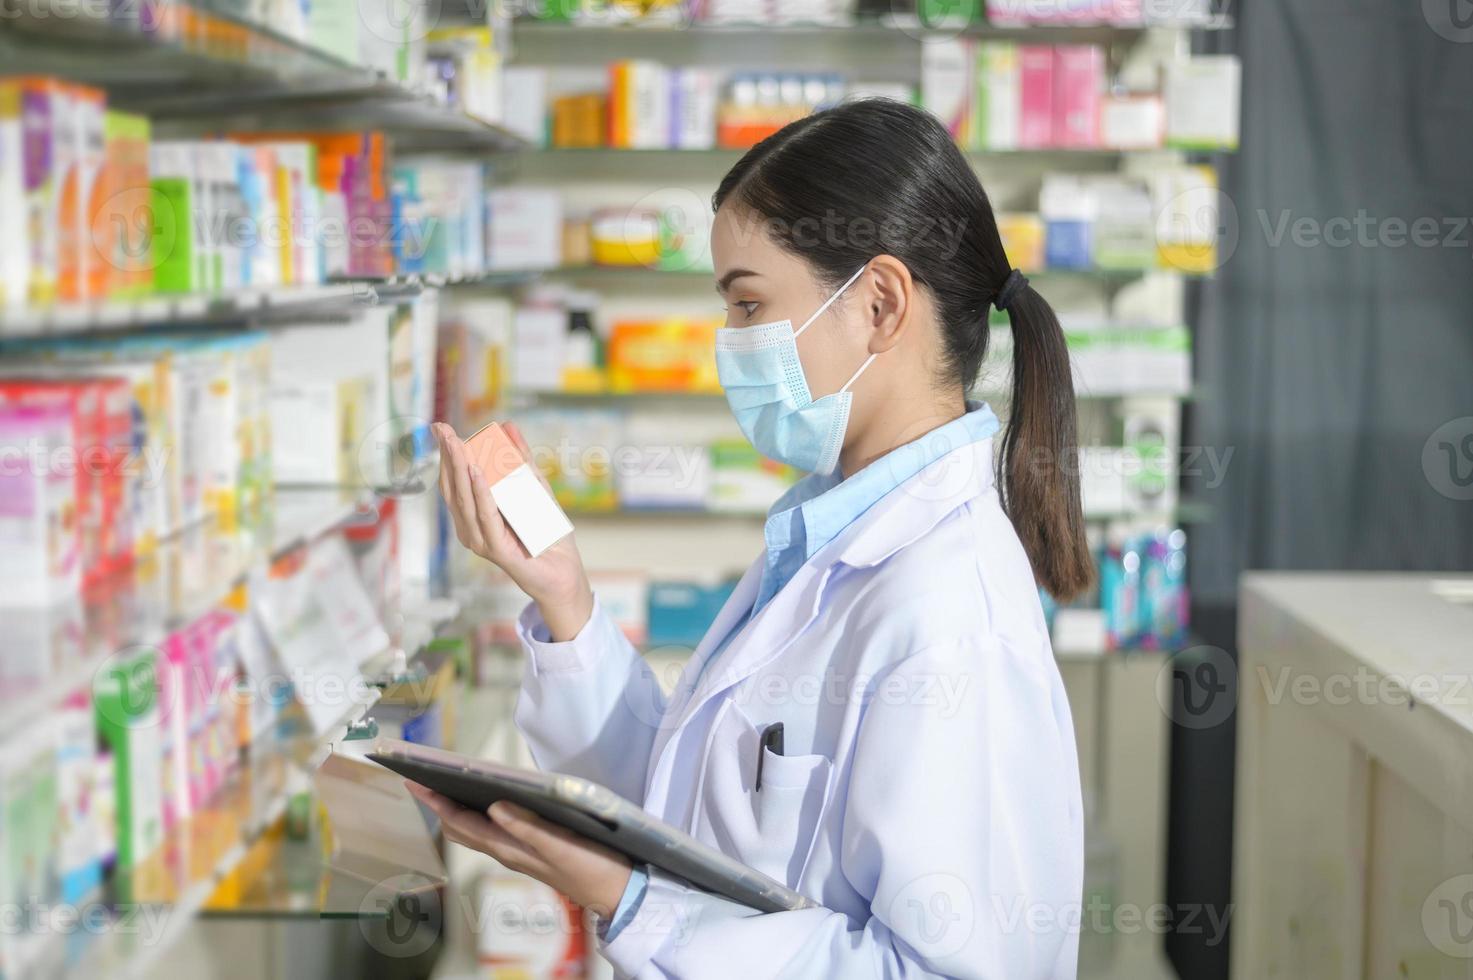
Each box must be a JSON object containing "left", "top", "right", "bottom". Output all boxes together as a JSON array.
[{"left": 994, "top": 269, "right": 1028, "bottom": 312}]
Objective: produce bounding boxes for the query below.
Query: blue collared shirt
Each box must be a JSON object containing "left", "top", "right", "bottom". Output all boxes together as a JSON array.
[{"left": 601, "top": 402, "right": 1000, "bottom": 944}]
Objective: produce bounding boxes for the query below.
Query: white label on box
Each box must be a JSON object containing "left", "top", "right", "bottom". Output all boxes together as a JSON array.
[{"left": 490, "top": 464, "right": 573, "bottom": 559}]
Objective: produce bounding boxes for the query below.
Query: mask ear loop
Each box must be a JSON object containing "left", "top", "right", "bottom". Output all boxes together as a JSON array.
[
  {"left": 793, "top": 265, "right": 869, "bottom": 339},
  {"left": 839, "top": 351, "right": 878, "bottom": 393},
  {"left": 792, "top": 264, "right": 879, "bottom": 395}
]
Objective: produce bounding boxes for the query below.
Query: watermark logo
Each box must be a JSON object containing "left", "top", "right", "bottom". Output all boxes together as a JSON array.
[
  {"left": 1156, "top": 185, "right": 1239, "bottom": 272},
  {"left": 91, "top": 185, "right": 169, "bottom": 273},
  {"left": 889, "top": 873, "right": 976, "bottom": 961},
  {"left": 890, "top": 0, "right": 982, "bottom": 41},
  {"left": 1424, "top": 0, "right": 1473, "bottom": 42},
  {"left": 1422, "top": 417, "right": 1473, "bottom": 501},
  {"left": 1157, "top": 645, "right": 1237, "bottom": 729},
  {"left": 359, "top": 0, "right": 442, "bottom": 48},
  {"left": 358, "top": 415, "right": 434, "bottom": 498},
  {"left": 358, "top": 873, "right": 443, "bottom": 959},
  {"left": 1424, "top": 874, "right": 1473, "bottom": 958},
  {"left": 628, "top": 188, "right": 712, "bottom": 273}
]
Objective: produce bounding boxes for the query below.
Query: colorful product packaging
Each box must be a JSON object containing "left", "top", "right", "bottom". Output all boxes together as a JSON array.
[
  {"left": 1165, "top": 55, "right": 1241, "bottom": 151},
  {"left": 98, "top": 111, "right": 155, "bottom": 299},
  {"left": 149, "top": 141, "right": 201, "bottom": 293},
  {"left": 58, "top": 83, "right": 106, "bottom": 303},
  {"left": 55, "top": 690, "right": 103, "bottom": 904},
  {"left": 974, "top": 42, "right": 1020, "bottom": 151},
  {"left": 0, "top": 396, "right": 78, "bottom": 605},
  {"left": 0, "top": 82, "right": 29, "bottom": 309},
  {"left": 606, "top": 318, "right": 720, "bottom": 393},
  {"left": 13, "top": 77, "right": 64, "bottom": 306},
  {"left": 922, "top": 38, "right": 975, "bottom": 146},
  {"left": 94, "top": 645, "right": 163, "bottom": 870},
  {"left": 1017, "top": 46, "right": 1055, "bottom": 149},
  {"left": 1051, "top": 46, "right": 1103, "bottom": 148}
]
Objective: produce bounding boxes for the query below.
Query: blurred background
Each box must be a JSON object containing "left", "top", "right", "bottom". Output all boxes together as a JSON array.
[{"left": 0, "top": 1, "right": 1468, "bottom": 978}]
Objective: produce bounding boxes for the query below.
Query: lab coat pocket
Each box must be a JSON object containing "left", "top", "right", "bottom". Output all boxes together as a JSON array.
[{"left": 692, "top": 701, "right": 833, "bottom": 890}]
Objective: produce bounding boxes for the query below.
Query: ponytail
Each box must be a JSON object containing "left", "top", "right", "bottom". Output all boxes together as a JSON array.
[
  {"left": 713, "top": 97, "right": 1095, "bottom": 599},
  {"left": 996, "top": 278, "right": 1095, "bottom": 601}
]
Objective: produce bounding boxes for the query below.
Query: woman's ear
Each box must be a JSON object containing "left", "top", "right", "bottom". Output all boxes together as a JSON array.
[{"left": 863, "top": 255, "right": 913, "bottom": 355}]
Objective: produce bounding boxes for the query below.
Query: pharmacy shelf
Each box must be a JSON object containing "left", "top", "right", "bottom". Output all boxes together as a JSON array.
[
  {"left": 0, "top": 284, "right": 378, "bottom": 340},
  {"left": 508, "top": 15, "right": 1234, "bottom": 43},
  {"left": 0, "top": 0, "right": 526, "bottom": 153},
  {"left": 0, "top": 487, "right": 376, "bottom": 746},
  {"left": 59, "top": 694, "right": 391, "bottom": 980}
]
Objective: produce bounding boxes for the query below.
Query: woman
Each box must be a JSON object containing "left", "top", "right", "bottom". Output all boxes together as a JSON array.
[{"left": 416, "top": 98, "right": 1092, "bottom": 978}]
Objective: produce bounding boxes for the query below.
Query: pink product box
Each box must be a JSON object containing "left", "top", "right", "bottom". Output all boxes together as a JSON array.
[
  {"left": 0, "top": 402, "right": 79, "bottom": 605},
  {"left": 987, "top": 0, "right": 1143, "bottom": 24},
  {"left": 1018, "top": 46, "right": 1056, "bottom": 149},
  {"left": 1052, "top": 46, "right": 1104, "bottom": 148},
  {"left": 159, "top": 628, "right": 194, "bottom": 830}
]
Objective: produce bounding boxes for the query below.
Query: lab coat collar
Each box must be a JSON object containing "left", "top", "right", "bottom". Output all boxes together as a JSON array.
[{"left": 833, "top": 431, "right": 997, "bottom": 569}]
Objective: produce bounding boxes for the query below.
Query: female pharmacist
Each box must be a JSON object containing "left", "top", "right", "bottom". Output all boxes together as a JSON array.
[{"left": 418, "top": 98, "right": 1091, "bottom": 979}]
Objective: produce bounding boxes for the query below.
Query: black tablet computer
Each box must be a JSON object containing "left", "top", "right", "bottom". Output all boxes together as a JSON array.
[{"left": 368, "top": 737, "right": 816, "bottom": 915}]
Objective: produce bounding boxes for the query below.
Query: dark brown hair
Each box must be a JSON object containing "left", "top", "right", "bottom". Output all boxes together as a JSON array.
[{"left": 714, "top": 98, "right": 1094, "bottom": 600}]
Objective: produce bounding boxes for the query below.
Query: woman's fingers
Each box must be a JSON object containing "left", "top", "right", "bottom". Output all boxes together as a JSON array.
[
  {"left": 490, "top": 800, "right": 574, "bottom": 853},
  {"left": 405, "top": 784, "right": 542, "bottom": 870},
  {"left": 442, "top": 428, "right": 485, "bottom": 552},
  {"left": 469, "top": 465, "right": 522, "bottom": 562}
]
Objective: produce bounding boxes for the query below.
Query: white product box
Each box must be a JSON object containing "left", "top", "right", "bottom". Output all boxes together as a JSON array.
[
  {"left": 921, "top": 37, "right": 975, "bottom": 145},
  {"left": 672, "top": 69, "right": 718, "bottom": 150},
  {"left": 976, "top": 42, "right": 1020, "bottom": 151},
  {"left": 487, "top": 188, "right": 562, "bottom": 272},
  {"left": 501, "top": 68, "right": 548, "bottom": 146},
  {"left": 1101, "top": 94, "right": 1165, "bottom": 150},
  {"left": 512, "top": 306, "right": 567, "bottom": 393},
  {"left": 1165, "top": 56, "right": 1241, "bottom": 150},
  {"left": 616, "top": 444, "right": 712, "bottom": 510}
]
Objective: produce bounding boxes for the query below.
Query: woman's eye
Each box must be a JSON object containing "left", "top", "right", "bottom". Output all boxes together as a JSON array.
[{"left": 735, "top": 301, "right": 760, "bottom": 319}]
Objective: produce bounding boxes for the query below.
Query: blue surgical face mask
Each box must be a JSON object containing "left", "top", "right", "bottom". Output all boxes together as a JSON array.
[{"left": 714, "top": 265, "right": 876, "bottom": 476}]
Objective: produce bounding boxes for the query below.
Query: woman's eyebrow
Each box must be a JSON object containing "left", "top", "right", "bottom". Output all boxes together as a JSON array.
[{"left": 715, "top": 269, "right": 760, "bottom": 295}]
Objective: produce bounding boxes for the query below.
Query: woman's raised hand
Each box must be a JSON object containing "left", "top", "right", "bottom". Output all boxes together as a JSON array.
[{"left": 434, "top": 422, "right": 594, "bottom": 641}]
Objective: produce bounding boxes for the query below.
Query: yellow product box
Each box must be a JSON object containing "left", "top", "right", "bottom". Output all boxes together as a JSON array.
[
  {"left": 607, "top": 318, "right": 720, "bottom": 394},
  {"left": 996, "top": 213, "right": 1045, "bottom": 272},
  {"left": 1154, "top": 165, "right": 1222, "bottom": 274}
]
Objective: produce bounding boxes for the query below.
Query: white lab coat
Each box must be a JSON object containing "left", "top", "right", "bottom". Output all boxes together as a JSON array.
[{"left": 514, "top": 436, "right": 1084, "bottom": 979}]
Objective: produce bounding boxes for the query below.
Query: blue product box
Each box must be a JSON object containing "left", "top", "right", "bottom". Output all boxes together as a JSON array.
[{"left": 647, "top": 580, "right": 738, "bottom": 649}]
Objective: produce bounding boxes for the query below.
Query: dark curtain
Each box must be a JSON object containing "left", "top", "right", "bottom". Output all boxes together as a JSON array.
[{"left": 1169, "top": 1, "right": 1473, "bottom": 976}]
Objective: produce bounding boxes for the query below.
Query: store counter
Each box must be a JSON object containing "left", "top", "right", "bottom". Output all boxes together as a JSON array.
[{"left": 1234, "top": 573, "right": 1473, "bottom": 979}]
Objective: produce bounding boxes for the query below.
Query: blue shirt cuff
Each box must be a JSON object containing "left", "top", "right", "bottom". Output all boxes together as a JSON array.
[{"left": 601, "top": 865, "right": 649, "bottom": 944}]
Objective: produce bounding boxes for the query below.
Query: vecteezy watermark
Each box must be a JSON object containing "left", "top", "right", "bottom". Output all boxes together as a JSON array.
[
  {"left": 726, "top": 206, "right": 972, "bottom": 263},
  {"left": 622, "top": 661, "right": 976, "bottom": 734},
  {"left": 1422, "top": 417, "right": 1473, "bottom": 502},
  {"left": 1424, "top": 874, "right": 1473, "bottom": 958},
  {"left": 1255, "top": 664, "right": 1473, "bottom": 710},
  {"left": 993, "top": 896, "right": 1233, "bottom": 946},
  {"left": 1424, "top": 0, "right": 1473, "bottom": 43},
  {"left": 0, "top": 439, "right": 171, "bottom": 490},
  {"left": 1156, "top": 645, "right": 1237, "bottom": 730},
  {"left": 358, "top": 874, "right": 443, "bottom": 959},
  {"left": 1256, "top": 210, "right": 1473, "bottom": 252},
  {"left": 0, "top": 899, "right": 172, "bottom": 948}
]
